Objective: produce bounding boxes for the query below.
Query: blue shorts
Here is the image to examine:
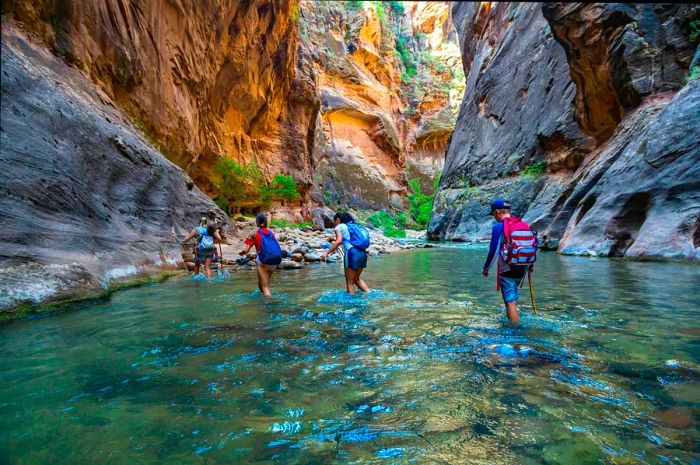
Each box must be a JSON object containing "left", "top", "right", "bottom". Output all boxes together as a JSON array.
[
  {"left": 344, "top": 247, "right": 368, "bottom": 270},
  {"left": 500, "top": 275, "right": 524, "bottom": 303},
  {"left": 195, "top": 249, "right": 215, "bottom": 264}
]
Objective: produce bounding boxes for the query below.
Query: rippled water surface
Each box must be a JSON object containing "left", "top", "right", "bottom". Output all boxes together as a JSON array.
[{"left": 1, "top": 246, "right": 699, "bottom": 464}]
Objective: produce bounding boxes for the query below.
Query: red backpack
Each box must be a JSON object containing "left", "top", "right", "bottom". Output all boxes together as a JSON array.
[{"left": 499, "top": 216, "right": 538, "bottom": 266}]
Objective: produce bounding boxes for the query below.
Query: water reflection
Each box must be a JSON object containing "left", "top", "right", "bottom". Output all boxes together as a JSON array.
[{"left": 0, "top": 246, "right": 698, "bottom": 464}]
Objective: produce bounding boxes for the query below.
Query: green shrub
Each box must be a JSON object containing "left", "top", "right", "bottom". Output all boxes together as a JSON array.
[
  {"left": 522, "top": 161, "right": 545, "bottom": 177},
  {"left": 374, "top": 1, "right": 385, "bottom": 22},
  {"left": 271, "top": 219, "right": 313, "bottom": 229},
  {"left": 262, "top": 174, "right": 301, "bottom": 206},
  {"left": 406, "top": 175, "right": 439, "bottom": 228},
  {"left": 690, "top": 20, "right": 698, "bottom": 44},
  {"left": 345, "top": 0, "right": 364, "bottom": 11},
  {"left": 686, "top": 66, "right": 700, "bottom": 83},
  {"left": 395, "top": 36, "right": 416, "bottom": 74},
  {"left": 386, "top": 1, "right": 404, "bottom": 15},
  {"left": 213, "top": 158, "right": 265, "bottom": 214},
  {"left": 368, "top": 210, "right": 405, "bottom": 237},
  {"left": 290, "top": 3, "right": 300, "bottom": 22}
]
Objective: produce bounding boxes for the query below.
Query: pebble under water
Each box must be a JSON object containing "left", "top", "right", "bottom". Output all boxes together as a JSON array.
[{"left": 0, "top": 246, "right": 698, "bottom": 464}]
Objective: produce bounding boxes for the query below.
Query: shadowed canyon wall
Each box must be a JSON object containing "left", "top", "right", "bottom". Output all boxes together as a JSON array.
[
  {"left": 0, "top": 24, "right": 232, "bottom": 311},
  {"left": 2, "top": 0, "right": 300, "bottom": 195},
  {"left": 429, "top": 2, "right": 700, "bottom": 261}
]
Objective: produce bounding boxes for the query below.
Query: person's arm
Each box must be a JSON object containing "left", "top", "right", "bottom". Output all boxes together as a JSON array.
[
  {"left": 482, "top": 223, "right": 503, "bottom": 277},
  {"left": 321, "top": 229, "right": 343, "bottom": 261},
  {"left": 239, "top": 231, "right": 255, "bottom": 256},
  {"left": 183, "top": 228, "right": 197, "bottom": 243}
]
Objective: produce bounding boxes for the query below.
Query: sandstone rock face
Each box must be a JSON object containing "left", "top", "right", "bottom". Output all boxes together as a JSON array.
[
  {"left": 542, "top": 3, "right": 699, "bottom": 143},
  {"left": 0, "top": 24, "right": 232, "bottom": 311},
  {"left": 4, "top": 0, "right": 463, "bottom": 213},
  {"left": 3, "top": 0, "right": 299, "bottom": 194},
  {"left": 430, "top": 2, "right": 700, "bottom": 261},
  {"left": 299, "top": 1, "right": 464, "bottom": 209}
]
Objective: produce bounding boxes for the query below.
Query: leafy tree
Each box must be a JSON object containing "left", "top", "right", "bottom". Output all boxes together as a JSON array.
[
  {"left": 262, "top": 174, "right": 301, "bottom": 206},
  {"left": 213, "top": 158, "right": 264, "bottom": 214}
]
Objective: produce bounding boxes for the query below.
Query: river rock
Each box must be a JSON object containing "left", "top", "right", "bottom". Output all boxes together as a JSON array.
[
  {"left": 311, "top": 207, "right": 335, "bottom": 230},
  {"left": 303, "top": 253, "right": 321, "bottom": 263},
  {"left": 0, "top": 26, "right": 232, "bottom": 312},
  {"left": 290, "top": 253, "right": 305, "bottom": 263},
  {"left": 278, "top": 259, "right": 304, "bottom": 270}
]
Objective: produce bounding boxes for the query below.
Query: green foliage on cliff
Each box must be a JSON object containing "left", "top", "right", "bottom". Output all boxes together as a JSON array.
[
  {"left": 213, "top": 158, "right": 265, "bottom": 214},
  {"left": 374, "top": 2, "right": 385, "bottom": 22},
  {"left": 407, "top": 176, "right": 439, "bottom": 228},
  {"left": 214, "top": 160, "right": 300, "bottom": 214},
  {"left": 385, "top": 1, "right": 404, "bottom": 15},
  {"left": 262, "top": 174, "right": 301, "bottom": 206},
  {"left": 686, "top": 66, "right": 700, "bottom": 83},
  {"left": 345, "top": 0, "right": 364, "bottom": 11},
  {"left": 396, "top": 37, "right": 416, "bottom": 79},
  {"left": 522, "top": 161, "right": 546, "bottom": 177},
  {"left": 368, "top": 210, "right": 405, "bottom": 238}
]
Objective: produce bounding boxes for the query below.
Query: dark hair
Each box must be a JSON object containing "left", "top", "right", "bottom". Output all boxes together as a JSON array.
[
  {"left": 256, "top": 213, "right": 268, "bottom": 228},
  {"left": 334, "top": 211, "right": 354, "bottom": 224},
  {"left": 206, "top": 225, "right": 217, "bottom": 236}
]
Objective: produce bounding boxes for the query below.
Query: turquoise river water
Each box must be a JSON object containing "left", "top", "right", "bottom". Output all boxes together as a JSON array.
[{"left": 0, "top": 245, "right": 698, "bottom": 464}]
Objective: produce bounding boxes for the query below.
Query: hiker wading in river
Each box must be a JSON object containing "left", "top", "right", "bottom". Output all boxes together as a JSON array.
[
  {"left": 321, "top": 212, "right": 370, "bottom": 294},
  {"left": 239, "top": 213, "right": 282, "bottom": 296},
  {"left": 482, "top": 198, "right": 538, "bottom": 324},
  {"left": 183, "top": 217, "right": 222, "bottom": 279}
]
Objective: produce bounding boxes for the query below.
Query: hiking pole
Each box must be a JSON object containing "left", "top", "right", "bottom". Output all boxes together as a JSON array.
[{"left": 528, "top": 269, "right": 538, "bottom": 315}]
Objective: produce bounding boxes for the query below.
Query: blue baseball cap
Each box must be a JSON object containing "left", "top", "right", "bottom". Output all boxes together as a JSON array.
[{"left": 487, "top": 198, "right": 511, "bottom": 215}]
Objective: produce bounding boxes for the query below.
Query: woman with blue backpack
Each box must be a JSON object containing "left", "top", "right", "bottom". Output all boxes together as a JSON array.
[
  {"left": 239, "top": 213, "right": 282, "bottom": 296},
  {"left": 183, "top": 217, "right": 222, "bottom": 279},
  {"left": 321, "top": 212, "right": 371, "bottom": 294}
]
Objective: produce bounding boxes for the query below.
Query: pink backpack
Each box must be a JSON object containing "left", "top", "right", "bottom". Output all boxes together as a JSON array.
[{"left": 500, "top": 216, "right": 538, "bottom": 266}]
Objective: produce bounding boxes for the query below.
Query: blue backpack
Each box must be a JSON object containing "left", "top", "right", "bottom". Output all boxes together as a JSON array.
[
  {"left": 347, "top": 222, "right": 370, "bottom": 250},
  {"left": 258, "top": 230, "right": 282, "bottom": 265},
  {"left": 196, "top": 226, "right": 215, "bottom": 254}
]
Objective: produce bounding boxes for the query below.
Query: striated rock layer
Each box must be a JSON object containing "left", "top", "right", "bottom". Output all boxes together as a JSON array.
[
  {"left": 299, "top": 0, "right": 464, "bottom": 210},
  {"left": 430, "top": 2, "right": 700, "bottom": 261},
  {"left": 0, "top": 24, "right": 232, "bottom": 312},
  {"left": 3, "top": 0, "right": 300, "bottom": 194}
]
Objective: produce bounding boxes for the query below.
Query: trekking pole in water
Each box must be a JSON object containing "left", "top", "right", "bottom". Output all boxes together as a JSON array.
[{"left": 528, "top": 269, "right": 538, "bottom": 315}]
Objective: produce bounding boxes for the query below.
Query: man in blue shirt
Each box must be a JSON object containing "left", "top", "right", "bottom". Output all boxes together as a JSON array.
[{"left": 482, "top": 198, "right": 528, "bottom": 324}]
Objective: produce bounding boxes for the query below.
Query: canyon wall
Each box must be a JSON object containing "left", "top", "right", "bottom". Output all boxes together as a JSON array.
[
  {"left": 2, "top": 0, "right": 300, "bottom": 194},
  {"left": 3, "top": 0, "right": 464, "bottom": 215},
  {"left": 0, "top": 24, "right": 232, "bottom": 312},
  {"left": 290, "top": 0, "right": 465, "bottom": 210},
  {"left": 430, "top": 2, "right": 700, "bottom": 261},
  {"left": 0, "top": 1, "right": 465, "bottom": 313}
]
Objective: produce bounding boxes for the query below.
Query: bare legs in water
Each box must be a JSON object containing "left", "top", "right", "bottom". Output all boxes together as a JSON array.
[
  {"left": 256, "top": 263, "right": 276, "bottom": 296},
  {"left": 344, "top": 266, "right": 369, "bottom": 294}
]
